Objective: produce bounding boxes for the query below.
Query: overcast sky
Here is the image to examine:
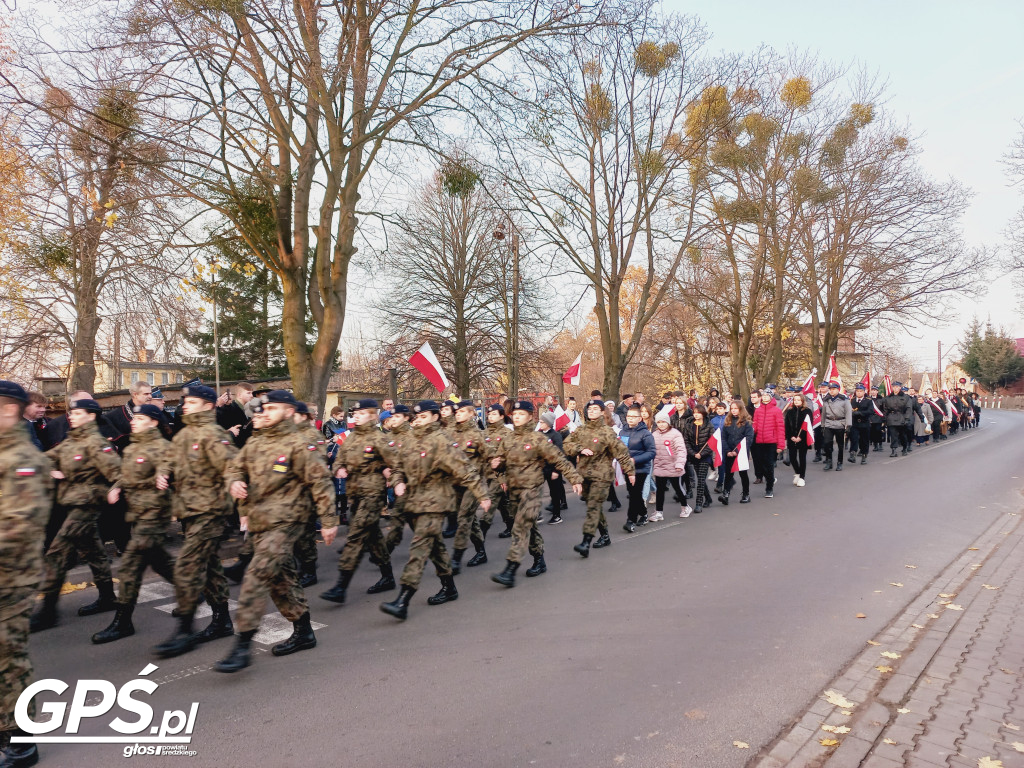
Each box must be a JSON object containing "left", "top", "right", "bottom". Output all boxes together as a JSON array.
[{"left": 673, "top": 0, "right": 1024, "bottom": 367}]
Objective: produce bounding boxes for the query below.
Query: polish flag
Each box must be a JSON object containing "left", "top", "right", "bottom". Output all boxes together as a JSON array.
[
  {"left": 860, "top": 369, "right": 871, "bottom": 392},
  {"left": 708, "top": 427, "right": 723, "bottom": 468},
  {"left": 334, "top": 430, "right": 348, "bottom": 446},
  {"left": 730, "top": 437, "right": 750, "bottom": 472},
  {"left": 802, "top": 414, "right": 815, "bottom": 447},
  {"left": 562, "top": 352, "right": 582, "bottom": 385},
  {"left": 662, "top": 403, "right": 677, "bottom": 417},
  {"left": 824, "top": 353, "right": 844, "bottom": 394},
  {"left": 409, "top": 341, "right": 450, "bottom": 392},
  {"left": 613, "top": 459, "right": 626, "bottom": 487},
  {"left": 553, "top": 405, "right": 570, "bottom": 431},
  {"left": 801, "top": 369, "right": 821, "bottom": 427},
  {"left": 883, "top": 375, "right": 893, "bottom": 397}
]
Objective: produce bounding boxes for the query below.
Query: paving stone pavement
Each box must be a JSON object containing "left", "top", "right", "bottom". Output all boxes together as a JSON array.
[{"left": 753, "top": 505, "right": 1024, "bottom": 768}]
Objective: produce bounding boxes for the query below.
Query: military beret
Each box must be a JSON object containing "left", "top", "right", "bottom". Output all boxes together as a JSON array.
[
  {"left": 486, "top": 404, "right": 504, "bottom": 415},
  {"left": 182, "top": 384, "right": 217, "bottom": 403},
  {"left": 827, "top": 381, "right": 841, "bottom": 389},
  {"left": 414, "top": 400, "right": 440, "bottom": 414},
  {"left": 0, "top": 380, "right": 29, "bottom": 403},
  {"left": 70, "top": 398, "right": 103, "bottom": 415},
  {"left": 511, "top": 400, "right": 534, "bottom": 413},
  {"left": 587, "top": 399, "right": 607, "bottom": 412},
  {"left": 441, "top": 399, "right": 458, "bottom": 410},
  {"left": 150, "top": 388, "right": 164, "bottom": 399},
  {"left": 456, "top": 399, "right": 475, "bottom": 410},
  {"left": 354, "top": 398, "right": 379, "bottom": 411},
  {"left": 295, "top": 401, "right": 310, "bottom": 415},
  {"left": 132, "top": 404, "right": 167, "bottom": 424},
  {"left": 263, "top": 390, "right": 298, "bottom": 406},
  {"left": 392, "top": 404, "right": 411, "bottom": 415}
]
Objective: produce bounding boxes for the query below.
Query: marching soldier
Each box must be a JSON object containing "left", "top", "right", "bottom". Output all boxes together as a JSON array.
[
  {"left": 383, "top": 405, "right": 415, "bottom": 553},
  {"left": 439, "top": 399, "right": 459, "bottom": 539},
  {"left": 321, "top": 399, "right": 397, "bottom": 604},
  {"left": 448, "top": 400, "right": 488, "bottom": 573},
  {"left": 215, "top": 391, "right": 339, "bottom": 673},
  {"left": 31, "top": 398, "right": 121, "bottom": 631},
  {"left": 153, "top": 385, "right": 238, "bottom": 658},
  {"left": 481, "top": 404, "right": 513, "bottom": 539},
  {"left": 0, "top": 382, "right": 52, "bottom": 768},
  {"left": 92, "top": 404, "right": 177, "bottom": 644},
  {"left": 489, "top": 400, "right": 583, "bottom": 588},
  {"left": 380, "top": 401, "right": 490, "bottom": 621},
  {"left": 292, "top": 402, "right": 325, "bottom": 587}
]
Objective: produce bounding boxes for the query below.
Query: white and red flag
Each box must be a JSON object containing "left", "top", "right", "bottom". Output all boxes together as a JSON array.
[
  {"left": 409, "top": 341, "right": 450, "bottom": 392},
  {"left": 562, "top": 352, "right": 582, "bottom": 386},
  {"left": 824, "top": 353, "right": 844, "bottom": 393},
  {"left": 883, "top": 374, "right": 893, "bottom": 397},
  {"left": 860, "top": 369, "right": 871, "bottom": 392},
  {"left": 730, "top": 437, "right": 750, "bottom": 472},
  {"left": 708, "top": 427, "right": 723, "bottom": 468},
  {"left": 802, "top": 414, "right": 815, "bottom": 447},
  {"left": 801, "top": 369, "right": 822, "bottom": 427},
  {"left": 553, "top": 405, "right": 571, "bottom": 432}
]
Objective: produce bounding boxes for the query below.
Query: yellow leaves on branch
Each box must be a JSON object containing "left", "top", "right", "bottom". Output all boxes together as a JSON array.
[
  {"left": 780, "top": 76, "right": 812, "bottom": 110},
  {"left": 634, "top": 40, "right": 680, "bottom": 78}
]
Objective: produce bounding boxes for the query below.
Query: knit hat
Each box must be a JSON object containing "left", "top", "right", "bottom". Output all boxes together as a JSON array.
[
  {"left": 539, "top": 411, "right": 556, "bottom": 427},
  {"left": 654, "top": 410, "right": 671, "bottom": 424}
]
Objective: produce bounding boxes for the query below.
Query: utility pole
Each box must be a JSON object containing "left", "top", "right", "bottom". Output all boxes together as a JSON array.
[
  {"left": 937, "top": 340, "right": 942, "bottom": 391},
  {"left": 113, "top": 319, "right": 121, "bottom": 391},
  {"left": 510, "top": 227, "right": 520, "bottom": 401},
  {"left": 212, "top": 266, "right": 221, "bottom": 395}
]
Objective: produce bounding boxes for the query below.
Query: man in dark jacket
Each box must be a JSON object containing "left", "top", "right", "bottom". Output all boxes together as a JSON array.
[
  {"left": 618, "top": 406, "right": 656, "bottom": 531},
  {"left": 217, "top": 382, "right": 255, "bottom": 447},
  {"left": 868, "top": 385, "right": 885, "bottom": 450},
  {"left": 849, "top": 384, "right": 873, "bottom": 465},
  {"left": 883, "top": 383, "right": 912, "bottom": 457}
]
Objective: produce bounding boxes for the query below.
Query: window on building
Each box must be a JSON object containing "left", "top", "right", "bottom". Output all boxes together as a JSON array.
[
  {"left": 850, "top": 361, "right": 858, "bottom": 375},
  {"left": 146, "top": 372, "right": 154, "bottom": 385},
  {"left": 131, "top": 371, "right": 139, "bottom": 384},
  {"left": 175, "top": 374, "right": 183, "bottom": 383},
  {"left": 161, "top": 373, "right": 169, "bottom": 385},
  {"left": 123, "top": 372, "right": 129, "bottom": 387}
]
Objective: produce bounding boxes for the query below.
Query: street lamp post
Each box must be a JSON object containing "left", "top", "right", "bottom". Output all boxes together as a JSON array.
[{"left": 493, "top": 218, "right": 521, "bottom": 400}]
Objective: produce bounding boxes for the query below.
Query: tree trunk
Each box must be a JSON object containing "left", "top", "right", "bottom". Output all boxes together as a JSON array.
[
  {"left": 69, "top": 306, "right": 101, "bottom": 394},
  {"left": 454, "top": 309, "right": 469, "bottom": 398}
]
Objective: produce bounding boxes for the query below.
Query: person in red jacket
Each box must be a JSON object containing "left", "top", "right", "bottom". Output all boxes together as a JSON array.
[{"left": 751, "top": 389, "right": 785, "bottom": 498}]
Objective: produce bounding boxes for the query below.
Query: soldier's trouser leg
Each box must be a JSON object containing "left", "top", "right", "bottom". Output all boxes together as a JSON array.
[
  {"left": 235, "top": 524, "right": 308, "bottom": 634},
  {"left": 384, "top": 497, "right": 412, "bottom": 553},
  {"left": 293, "top": 515, "right": 317, "bottom": 570},
  {"left": 507, "top": 485, "right": 543, "bottom": 564},
  {"left": 0, "top": 589, "right": 34, "bottom": 732},
  {"left": 40, "top": 516, "right": 112, "bottom": 598},
  {"left": 479, "top": 482, "right": 503, "bottom": 529},
  {"left": 239, "top": 536, "right": 254, "bottom": 558},
  {"left": 581, "top": 479, "right": 610, "bottom": 536},
  {"left": 338, "top": 494, "right": 389, "bottom": 571},
  {"left": 117, "top": 527, "right": 174, "bottom": 604},
  {"left": 453, "top": 486, "right": 483, "bottom": 550},
  {"left": 400, "top": 514, "right": 449, "bottom": 590},
  {"left": 174, "top": 515, "right": 229, "bottom": 614}
]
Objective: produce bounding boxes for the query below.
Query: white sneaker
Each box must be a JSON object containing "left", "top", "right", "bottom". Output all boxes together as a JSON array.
[
  {"left": 680, "top": 506, "right": 692, "bottom": 518},
  {"left": 797, "top": 477, "right": 805, "bottom": 487},
  {"left": 792, "top": 475, "right": 800, "bottom": 485},
  {"left": 649, "top": 512, "right": 664, "bottom": 522}
]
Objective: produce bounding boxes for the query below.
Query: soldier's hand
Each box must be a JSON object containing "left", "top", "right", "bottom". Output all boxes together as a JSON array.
[
  {"left": 321, "top": 526, "right": 338, "bottom": 547},
  {"left": 382, "top": 467, "right": 391, "bottom": 479},
  {"left": 572, "top": 483, "right": 583, "bottom": 496},
  {"left": 239, "top": 516, "right": 248, "bottom": 532},
  {"left": 51, "top": 470, "right": 65, "bottom": 480},
  {"left": 501, "top": 483, "right": 507, "bottom": 492},
  {"left": 395, "top": 482, "right": 406, "bottom": 497},
  {"left": 155, "top": 474, "right": 169, "bottom": 490},
  {"left": 480, "top": 499, "right": 491, "bottom": 513},
  {"left": 230, "top": 480, "right": 248, "bottom": 499},
  {"left": 580, "top": 449, "right": 595, "bottom": 456},
  {"left": 551, "top": 471, "right": 559, "bottom": 479},
  {"left": 490, "top": 457, "right": 502, "bottom": 469},
  {"left": 335, "top": 467, "right": 348, "bottom": 479},
  {"left": 107, "top": 487, "right": 121, "bottom": 504}
]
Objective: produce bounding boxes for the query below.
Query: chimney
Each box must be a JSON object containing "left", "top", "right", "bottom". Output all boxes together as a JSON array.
[{"left": 138, "top": 349, "right": 155, "bottom": 363}]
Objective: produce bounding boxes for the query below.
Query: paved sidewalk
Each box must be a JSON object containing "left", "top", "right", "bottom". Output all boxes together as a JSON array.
[{"left": 754, "top": 501, "right": 1024, "bottom": 768}]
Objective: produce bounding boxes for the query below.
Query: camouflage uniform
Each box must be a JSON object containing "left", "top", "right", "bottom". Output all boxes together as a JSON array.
[
  {"left": 390, "top": 422, "right": 487, "bottom": 589},
  {"left": 489, "top": 425, "right": 582, "bottom": 564},
  {"left": 334, "top": 423, "right": 396, "bottom": 571},
  {"left": 563, "top": 419, "right": 635, "bottom": 536},
  {"left": 383, "top": 420, "right": 415, "bottom": 552},
  {"left": 294, "top": 423, "right": 328, "bottom": 572},
  {"left": 40, "top": 421, "right": 121, "bottom": 597},
  {"left": 224, "top": 419, "right": 338, "bottom": 633},
  {"left": 157, "top": 410, "right": 237, "bottom": 613},
  {"left": 448, "top": 418, "right": 486, "bottom": 552},
  {"left": 113, "top": 428, "right": 175, "bottom": 604},
  {"left": 0, "top": 424, "right": 51, "bottom": 733},
  {"left": 481, "top": 421, "right": 512, "bottom": 533}
]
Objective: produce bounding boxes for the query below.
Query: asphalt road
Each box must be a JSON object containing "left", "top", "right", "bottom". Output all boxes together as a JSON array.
[{"left": 26, "top": 410, "right": 1024, "bottom": 768}]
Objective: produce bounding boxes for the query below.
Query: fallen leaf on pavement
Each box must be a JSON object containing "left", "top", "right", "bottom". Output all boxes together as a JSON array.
[
  {"left": 1004, "top": 723, "right": 1021, "bottom": 731},
  {"left": 982, "top": 584, "right": 999, "bottom": 590},
  {"left": 59, "top": 582, "right": 89, "bottom": 595},
  {"left": 867, "top": 640, "right": 880, "bottom": 646},
  {"left": 834, "top": 726, "right": 850, "bottom": 734},
  {"left": 820, "top": 738, "right": 839, "bottom": 747},
  {"left": 939, "top": 593, "right": 956, "bottom": 598},
  {"left": 880, "top": 651, "right": 901, "bottom": 659},
  {"left": 971, "top": 564, "right": 983, "bottom": 569},
  {"left": 841, "top": 710, "right": 852, "bottom": 716},
  {"left": 912, "top": 624, "right": 924, "bottom": 629},
  {"left": 939, "top": 600, "right": 952, "bottom": 605},
  {"left": 927, "top": 613, "right": 940, "bottom": 619},
  {"left": 883, "top": 738, "right": 898, "bottom": 745},
  {"left": 1000, "top": 668, "right": 1015, "bottom": 675},
  {"left": 733, "top": 741, "right": 749, "bottom": 749},
  {"left": 684, "top": 710, "right": 706, "bottom": 720},
  {"left": 1012, "top": 742, "right": 1024, "bottom": 753},
  {"left": 946, "top": 604, "right": 964, "bottom": 611},
  {"left": 897, "top": 708, "right": 910, "bottom": 714},
  {"left": 823, "top": 690, "right": 856, "bottom": 709},
  {"left": 905, "top": 564, "right": 917, "bottom": 569},
  {"left": 876, "top": 665, "right": 894, "bottom": 673},
  {"left": 977, "top": 758, "right": 1003, "bottom": 768},
  {"left": 890, "top": 582, "right": 903, "bottom": 587},
  {"left": 874, "top": 590, "right": 883, "bottom": 593},
  {"left": 821, "top": 725, "right": 839, "bottom": 733},
  {"left": 856, "top": 613, "right": 866, "bottom": 618},
  {"left": 968, "top": 547, "right": 979, "bottom": 550}
]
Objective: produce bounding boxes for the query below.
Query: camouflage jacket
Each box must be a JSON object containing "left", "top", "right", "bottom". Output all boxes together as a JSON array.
[
  {"left": 335, "top": 422, "right": 398, "bottom": 496},
  {"left": 491, "top": 422, "right": 583, "bottom": 491},
  {"left": 482, "top": 421, "right": 510, "bottom": 481},
  {"left": 224, "top": 418, "right": 339, "bottom": 533},
  {"left": 157, "top": 409, "right": 238, "bottom": 518},
  {"left": 114, "top": 428, "right": 172, "bottom": 525},
  {"left": 302, "top": 422, "right": 328, "bottom": 455},
  {"left": 449, "top": 418, "right": 488, "bottom": 474},
  {"left": 0, "top": 423, "right": 52, "bottom": 596},
  {"left": 390, "top": 421, "right": 486, "bottom": 515},
  {"left": 563, "top": 418, "right": 636, "bottom": 483},
  {"left": 47, "top": 420, "right": 121, "bottom": 513}
]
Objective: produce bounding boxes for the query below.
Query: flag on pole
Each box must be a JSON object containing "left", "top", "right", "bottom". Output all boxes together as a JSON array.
[
  {"left": 409, "top": 341, "right": 450, "bottom": 392},
  {"left": 824, "top": 353, "right": 844, "bottom": 393},
  {"left": 613, "top": 459, "right": 626, "bottom": 487},
  {"left": 801, "top": 369, "right": 821, "bottom": 427},
  {"left": 860, "top": 369, "right": 871, "bottom": 392},
  {"left": 708, "top": 427, "right": 723, "bottom": 468},
  {"left": 801, "top": 414, "right": 815, "bottom": 447},
  {"left": 883, "top": 374, "right": 893, "bottom": 397},
  {"left": 731, "top": 437, "right": 750, "bottom": 472},
  {"left": 562, "top": 352, "right": 582, "bottom": 385},
  {"left": 920, "top": 372, "right": 932, "bottom": 393},
  {"left": 553, "top": 405, "right": 571, "bottom": 431}
]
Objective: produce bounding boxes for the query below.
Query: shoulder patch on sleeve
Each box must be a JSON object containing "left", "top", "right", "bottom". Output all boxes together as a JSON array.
[
  {"left": 102, "top": 446, "right": 113, "bottom": 453},
  {"left": 307, "top": 444, "right": 317, "bottom": 451}
]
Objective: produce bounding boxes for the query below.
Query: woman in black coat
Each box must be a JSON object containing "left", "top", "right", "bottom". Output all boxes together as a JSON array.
[
  {"left": 682, "top": 405, "right": 715, "bottom": 514},
  {"left": 783, "top": 393, "right": 813, "bottom": 487}
]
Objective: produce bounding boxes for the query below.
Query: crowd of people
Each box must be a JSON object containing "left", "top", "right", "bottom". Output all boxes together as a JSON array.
[{"left": 0, "top": 375, "right": 984, "bottom": 767}]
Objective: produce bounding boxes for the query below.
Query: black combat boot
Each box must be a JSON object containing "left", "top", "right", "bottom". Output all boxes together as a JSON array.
[
  {"left": 320, "top": 569, "right": 353, "bottom": 604},
  {"left": 380, "top": 585, "right": 416, "bottom": 620},
  {"left": 272, "top": 611, "right": 317, "bottom": 656},
  {"left": 592, "top": 526, "right": 611, "bottom": 548},
  {"left": 193, "top": 602, "right": 234, "bottom": 644},
  {"left": 525, "top": 554, "right": 547, "bottom": 577},
  {"left": 366, "top": 564, "right": 396, "bottom": 594},
  {"left": 718, "top": 492, "right": 730, "bottom": 506},
  {"left": 214, "top": 630, "right": 256, "bottom": 673},
  {"left": 450, "top": 548, "right": 466, "bottom": 576},
  {"left": 466, "top": 541, "right": 487, "bottom": 567},
  {"left": 497, "top": 526, "right": 513, "bottom": 539},
  {"left": 0, "top": 730, "right": 39, "bottom": 768},
  {"left": 298, "top": 562, "right": 318, "bottom": 588},
  {"left": 29, "top": 593, "right": 59, "bottom": 633},
  {"left": 426, "top": 575, "right": 458, "bottom": 605},
  {"left": 92, "top": 602, "right": 135, "bottom": 645},
  {"left": 491, "top": 560, "right": 519, "bottom": 588},
  {"left": 574, "top": 534, "right": 593, "bottom": 558},
  {"left": 835, "top": 462, "right": 843, "bottom": 472},
  {"left": 153, "top": 612, "right": 196, "bottom": 658},
  {"left": 223, "top": 552, "right": 252, "bottom": 585},
  {"left": 78, "top": 580, "right": 118, "bottom": 617}
]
